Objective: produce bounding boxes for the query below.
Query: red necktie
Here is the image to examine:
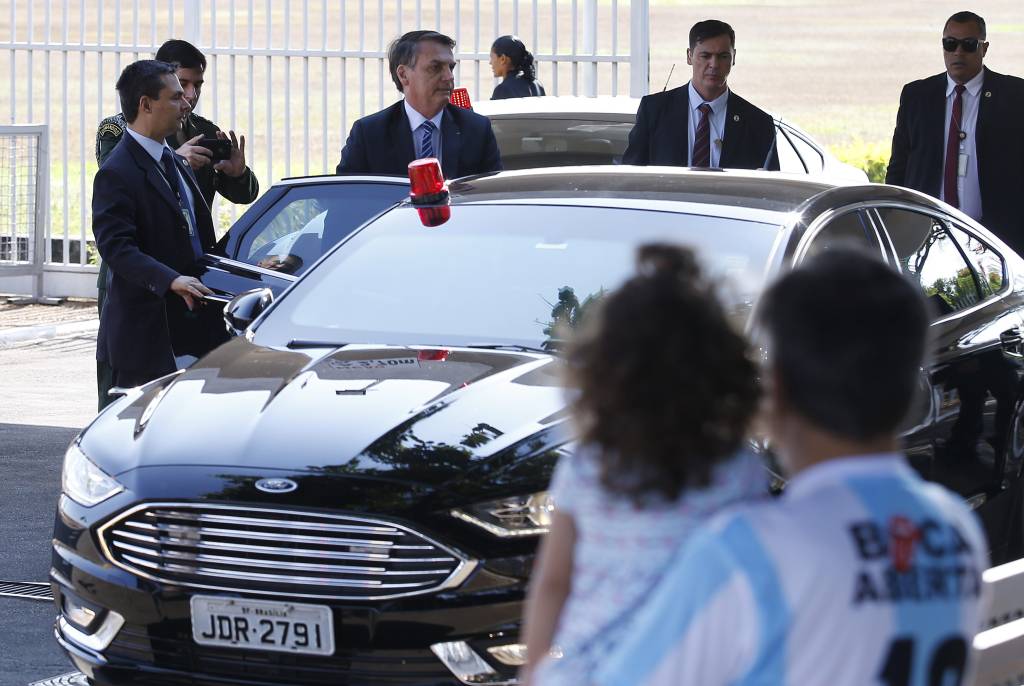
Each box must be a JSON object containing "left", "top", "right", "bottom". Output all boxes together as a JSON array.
[
  {"left": 944, "top": 84, "right": 965, "bottom": 208},
  {"left": 693, "top": 103, "right": 712, "bottom": 167}
]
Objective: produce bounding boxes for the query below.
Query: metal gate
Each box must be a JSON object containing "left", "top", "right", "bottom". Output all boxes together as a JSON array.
[{"left": 0, "top": 0, "right": 649, "bottom": 297}]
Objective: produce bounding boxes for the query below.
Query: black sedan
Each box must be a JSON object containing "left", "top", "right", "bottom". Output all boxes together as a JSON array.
[{"left": 53, "top": 167, "right": 1024, "bottom": 685}]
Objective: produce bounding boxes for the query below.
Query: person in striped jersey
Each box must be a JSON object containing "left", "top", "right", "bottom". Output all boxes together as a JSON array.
[{"left": 593, "top": 248, "right": 990, "bottom": 686}]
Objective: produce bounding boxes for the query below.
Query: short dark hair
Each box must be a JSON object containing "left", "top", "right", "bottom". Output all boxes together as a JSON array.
[
  {"left": 568, "top": 243, "right": 760, "bottom": 502},
  {"left": 758, "top": 249, "right": 929, "bottom": 441},
  {"left": 387, "top": 30, "right": 456, "bottom": 92},
  {"left": 116, "top": 60, "right": 178, "bottom": 123},
  {"left": 689, "top": 19, "right": 735, "bottom": 50},
  {"left": 945, "top": 11, "right": 987, "bottom": 39},
  {"left": 155, "top": 39, "right": 207, "bottom": 71}
]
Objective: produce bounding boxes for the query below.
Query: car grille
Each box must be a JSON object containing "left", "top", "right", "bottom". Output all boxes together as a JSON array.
[{"left": 98, "top": 503, "right": 475, "bottom": 600}]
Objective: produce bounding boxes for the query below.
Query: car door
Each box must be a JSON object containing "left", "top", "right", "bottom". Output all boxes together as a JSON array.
[
  {"left": 874, "top": 206, "right": 1024, "bottom": 562},
  {"left": 197, "top": 178, "right": 409, "bottom": 305}
]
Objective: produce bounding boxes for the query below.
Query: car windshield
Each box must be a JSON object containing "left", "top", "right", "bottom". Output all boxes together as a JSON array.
[
  {"left": 489, "top": 117, "right": 633, "bottom": 169},
  {"left": 253, "top": 204, "right": 782, "bottom": 349}
]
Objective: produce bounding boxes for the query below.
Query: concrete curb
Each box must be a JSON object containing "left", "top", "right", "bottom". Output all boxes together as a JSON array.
[{"left": 0, "top": 318, "right": 99, "bottom": 346}]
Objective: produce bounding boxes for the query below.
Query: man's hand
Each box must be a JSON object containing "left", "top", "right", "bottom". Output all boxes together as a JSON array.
[
  {"left": 214, "top": 130, "right": 247, "bottom": 177},
  {"left": 176, "top": 134, "right": 214, "bottom": 170},
  {"left": 170, "top": 275, "right": 214, "bottom": 311}
]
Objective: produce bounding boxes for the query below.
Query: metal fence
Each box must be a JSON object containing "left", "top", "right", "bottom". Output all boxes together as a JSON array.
[
  {"left": 0, "top": 125, "right": 48, "bottom": 298},
  {"left": 0, "top": 0, "right": 649, "bottom": 295}
]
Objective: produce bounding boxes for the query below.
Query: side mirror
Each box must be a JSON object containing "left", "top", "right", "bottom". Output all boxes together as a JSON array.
[{"left": 224, "top": 288, "right": 274, "bottom": 336}]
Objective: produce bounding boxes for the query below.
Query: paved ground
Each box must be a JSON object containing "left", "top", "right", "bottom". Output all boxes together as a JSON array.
[{"left": 0, "top": 300, "right": 99, "bottom": 429}]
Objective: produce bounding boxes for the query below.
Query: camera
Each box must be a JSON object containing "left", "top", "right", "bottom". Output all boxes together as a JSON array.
[{"left": 198, "top": 137, "right": 233, "bottom": 162}]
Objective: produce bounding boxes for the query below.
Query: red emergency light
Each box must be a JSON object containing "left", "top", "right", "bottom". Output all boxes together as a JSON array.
[
  {"left": 407, "top": 157, "right": 451, "bottom": 227},
  {"left": 449, "top": 87, "right": 472, "bottom": 109}
]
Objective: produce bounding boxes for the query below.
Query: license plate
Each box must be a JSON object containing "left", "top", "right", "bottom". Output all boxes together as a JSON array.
[{"left": 190, "top": 595, "right": 334, "bottom": 656}]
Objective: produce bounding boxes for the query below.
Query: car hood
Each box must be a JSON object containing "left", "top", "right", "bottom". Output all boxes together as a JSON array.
[{"left": 82, "top": 338, "right": 570, "bottom": 486}]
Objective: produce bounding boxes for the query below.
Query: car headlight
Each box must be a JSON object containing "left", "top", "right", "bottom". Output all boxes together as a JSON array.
[
  {"left": 451, "top": 492, "right": 554, "bottom": 537},
  {"left": 62, "top": 441, "right": 124, "bottom": 507}
]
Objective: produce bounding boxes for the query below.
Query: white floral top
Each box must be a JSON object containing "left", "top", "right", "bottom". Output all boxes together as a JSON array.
[{"left": 534, "top": 446, "right": 767, "bottom": 685}]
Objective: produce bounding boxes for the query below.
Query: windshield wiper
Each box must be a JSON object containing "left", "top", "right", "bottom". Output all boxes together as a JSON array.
[
  {"left": 465, "top": 342, "right": 563, "bottom": 355},
  {"left": 286, "top": 339, "right": 349, "bottom": 349}
]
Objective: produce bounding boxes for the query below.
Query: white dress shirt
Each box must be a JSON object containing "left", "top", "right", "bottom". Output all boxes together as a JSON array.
[
  {"left": 687, "top": 81, "right": 729, "bottom": 167},
  {"left": 942, "top": 70, "right": 984, "bottom": 221},
  {"left": 404, "top": 100, "right": 444, "bottom": 167}
]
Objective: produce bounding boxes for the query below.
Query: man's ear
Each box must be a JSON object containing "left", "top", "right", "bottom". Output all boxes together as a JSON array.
[
  {"left": 981, "top": 41, "right": 989, "bottom": 58},
  {"left": 686, "top": 48, "right": 693, "bottom": 66},
  {"left": 732, "top": 49, "right": 737, "bottom": 66},
  {"left": 139, "top": 95, "right": 152, "bottom": 115},
  {"left": 396, "top": 64, "right": 411, "bottom": 88}
]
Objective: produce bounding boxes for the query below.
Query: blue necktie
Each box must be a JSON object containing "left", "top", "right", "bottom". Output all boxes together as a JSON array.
[
  {"left": 160, "top": 148, "right": 203, "bottom": 259},
  {"left": 419, "top": 120, "right": 437, "bottom": 159}
]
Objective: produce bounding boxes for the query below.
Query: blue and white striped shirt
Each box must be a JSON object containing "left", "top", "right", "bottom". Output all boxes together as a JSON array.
[{"left": 592, "top": 454, "right": 990, "bottom": 686}]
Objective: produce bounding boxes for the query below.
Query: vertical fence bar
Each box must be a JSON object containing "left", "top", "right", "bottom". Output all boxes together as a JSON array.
[
  {"left": 27, "top": 0, "right": 34, "bottom": 122},
  {"left": 248, "top": 0, "right": 255, "bottom": 178},
  {"left": 629, "top": 0, "right": 649, "bottom": 97},
  {"left": 473, "top": 0, "right": 479, "bottom": 100},
  {"left": 44, "top": 0, "right": 52, "bottom": 259},
  {"left": 265, "top": 0, "right": 272, "bottom": 184},
  {"left": 302, "top": 0, "right": 309, "bottom": 175},
  {"left": 571, "top": 0, "right": 577, "bottom": 95},
  {"left": 453, "top": 0, "right": 460, "bottom": 87},
  {"left": 98, "top": 0, "right": 104, "bottom": 128},
  {"left": 78, "top": 0, "right": 86, "bottom": 264},
  {"left": 114, "top": 0, "right": 122, "bottom": 78},
  {"left": 492, "top": 0, "right": 499, "bottom": 95},
  {"left": 359, "top": 0, "right": 365, "bottom": 117},
  {"left": 151, "top": 0, "right": 157, "bottom": 48},
  {"left": 550, "top": 0, "right": 557, "bottom": 95},
  {"left": 532, "top": 0, "right": 538, "bottom": 87},
  {"left": 377, "top": 0, "right": 384, "bottom": 110},
  {"left": 9, "top": 0, "right": 15, "bottom": 123},
  {"left": 341, "top": 0, "right": 349, "bottom": 153},
  {"left": 229, "top": 0, "right": 238, "bottom": 224},
  {"left": 284, "top": 0, "right": 291, "bottom": 176},
  {"left": 61, "top": 0, "right": 68, "bottom": 263},
  {"left": 321, "top": 0, "right": 327, "bottom": 174},
  {"left": 211, "top": 1, "right": 218, "bottom": 126},
  {"left": 513, "top": 0, "right": 519, "bottom": 36},
  {"left": 132, "top": 0, "right": 139, "bottom": 61},
  {"left": 611, "top": 0, "right": 618, "bottom": 95},
  {"left": 581, "top": 0, "right": 596, "bottom": 96}
]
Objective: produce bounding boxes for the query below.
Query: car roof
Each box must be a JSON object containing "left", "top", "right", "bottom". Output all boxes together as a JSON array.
[
  {"left": 441, "top": 166, "right": 837, "bottom": 221},
  {"left": 473, "top": 95, "right": 640, "bottom": 119}
]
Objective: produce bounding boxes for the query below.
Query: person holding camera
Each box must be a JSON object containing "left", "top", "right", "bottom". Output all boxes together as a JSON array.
[{"left": 94, "top": 39, "right": 257, "bottom": 410}]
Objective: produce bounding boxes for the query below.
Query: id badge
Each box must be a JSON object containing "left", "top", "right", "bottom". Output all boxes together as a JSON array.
[
  {"left": 182, "top": 208, "right": 195, "bottom": 236},
  {"left": 958, "top": 153, "right": 969, "bottom": 177}
]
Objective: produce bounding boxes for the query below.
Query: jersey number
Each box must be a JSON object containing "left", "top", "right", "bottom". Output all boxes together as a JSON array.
[{"left": 879, "top": 636, "right": 967, "bottom": 686}]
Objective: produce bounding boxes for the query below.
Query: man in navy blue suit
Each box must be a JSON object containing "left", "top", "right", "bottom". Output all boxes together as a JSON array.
[
  {"left": 92, "top": 60, "right": 219, "bottom": 392},
  {"left": 886, "top": 11, "right": 1024, "bottom": 255},
  {"left": 623, "top": 20, "right": 779, "bottom": 170},
  {"left": 336, "top": 30, "right": 502, "bottom": 178}
]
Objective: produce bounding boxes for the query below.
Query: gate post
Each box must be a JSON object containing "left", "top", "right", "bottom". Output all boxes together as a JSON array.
[{"left": 629, "top": 0, "right": 650, "bottom": 98}]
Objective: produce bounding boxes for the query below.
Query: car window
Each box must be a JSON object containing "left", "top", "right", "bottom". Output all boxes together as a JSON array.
[
  {"left": 255, "top": 205, "right": 781, "bottom": 349},
  {"left": 786, "top": 128, "right": 825, "bottom": 174},
  {"left": 878, "top": 208, "right": 980, "bottom": 316},
  {"left": 488, "top": 118, "right": 633, "bottom": 169},
  {"left": 235, "top": 182, "right": 408, "bottom": 276},
  {"left": 775, "top": 126, "right": 807, "bottom": 174},
  {"left": 802, "top": 210, "right": 881, "bottom": 260},
  {"left": 947, "top": 223, "right": 1005, "bottom": 298}
]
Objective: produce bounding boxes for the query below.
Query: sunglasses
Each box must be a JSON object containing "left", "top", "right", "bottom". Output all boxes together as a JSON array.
[{"left": 942, "top": 36, "right": 983, "bottom": 53}]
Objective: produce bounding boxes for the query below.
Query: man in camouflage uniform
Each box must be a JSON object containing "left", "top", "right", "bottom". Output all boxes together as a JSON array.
[{"left": 94, "top": 39, "right": 259, "bottom": 409}]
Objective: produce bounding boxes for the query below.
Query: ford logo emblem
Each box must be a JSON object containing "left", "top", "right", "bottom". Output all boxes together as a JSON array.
[{"left": 255, "top": 478, "right": 298, "bottom": 494}]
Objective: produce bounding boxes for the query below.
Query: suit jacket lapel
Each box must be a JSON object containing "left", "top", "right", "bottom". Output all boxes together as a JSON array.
[
  {"left": 177, "top": 155, "right": 216, "bottom": 247},
  {"left": 392, "top": 103, "right": 416, "bottom": 169},
  {"left": 925, "top": 74, "right": 947, "bottom": 186},
  {"left": 672, "top": 87, "right": 691, "bottom": 165},
  {"left": 976, "top": 67, "right": 996, "bottom": 173},
  {"left": 721, "top": 92, "right": 742, "bottom": 167},
  {"left": 124, "top": 135, "right": 184, "bottom": 218},
  {"left": 441, "top": 107, "right": 460, "bottom": 179}
]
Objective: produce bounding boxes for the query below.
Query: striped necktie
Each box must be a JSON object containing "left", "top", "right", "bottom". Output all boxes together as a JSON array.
[
  {"left": 692, "top": 103, "right": 712, "bottom": 168},
  {"left": 419, "top": 120, "right": 437, "bottom": 159},
  {"left": 943, "top": 84, "right": 966, "bottom": 208}
]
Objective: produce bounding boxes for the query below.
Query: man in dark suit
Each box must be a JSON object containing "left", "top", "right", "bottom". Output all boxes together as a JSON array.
[
  {"left": 93, "top": 60, "right": 218, "bottom": 393},
  {"left": 887, "top": 11, "right": 1024, "bottom": 255},
  {"left": 336, "top": 30, "right": 502, "bottom": 178},
  {"left": 623, "top": 20, "right": 779, "bottom": 170}
]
